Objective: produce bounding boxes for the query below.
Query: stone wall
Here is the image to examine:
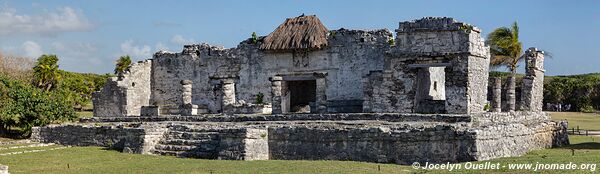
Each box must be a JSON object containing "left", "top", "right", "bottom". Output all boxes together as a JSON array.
[
  {"left": 472, "top": 121, "right": 568, "bottom": 160},
  {"left": 91, "top": 17, "right": 500, "bottom": 116},
  {"left": 96, "top": 29, "right": 392, "bottom": 116},
  {"left": 93, "top": 60, "right": 152, "bottom": 117},
  {"left": 363, "top": 17, "right": 490, "bottom": 114},
  {"left": 31, "top": 123, "right": 269, "bottom": 160},
  {"left": 473, "top": 111, "right": 550, "bottom": 126},
  {"left": 268, "top": 124, "right": 476, "bottom": 164},
  {"left": 30, "top": 123, "right": 166, "bottom": 154},
  {"left": 80, "top": 113, "right": 473, "bottom": 123},
  {"left": 34, "top": 112, "right": 568, "bottom": 164}
]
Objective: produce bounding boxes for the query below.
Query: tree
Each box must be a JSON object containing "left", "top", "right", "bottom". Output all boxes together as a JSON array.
[
  {"left": 486, "top": 21, "right": 523, "bottom": 111},
  {"left": 32, "top": 55, "right": 61, "bottom": 91},
  {"left": 0, "top": 75, "right": 76, "bottom": 136},
  {"left": 114, "top": 55, "right": 132, "bottom": 75}
]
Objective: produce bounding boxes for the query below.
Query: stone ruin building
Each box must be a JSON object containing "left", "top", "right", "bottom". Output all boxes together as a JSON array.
[{"left": 31, "top": 15, "right": 568, "bottom": 164}]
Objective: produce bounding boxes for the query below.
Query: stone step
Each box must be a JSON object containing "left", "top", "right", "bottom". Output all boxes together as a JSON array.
[
  {"left": 169, "top": 125, "right": 217, "bottom": 132},
  {"left": 155, "top": 143, "right": 218, "bottom": 152},
  {"left": 152, "top": 149, "right": 217, "bottom": 159},
  {"left": 155, "top": 144, "right": 195, "bottom": 151},
  {"left": 165, "top": 131, "right": 221, "bottom": 140},
  {"left": 159, "top": 138, "right": 219, "bottom": 147}
]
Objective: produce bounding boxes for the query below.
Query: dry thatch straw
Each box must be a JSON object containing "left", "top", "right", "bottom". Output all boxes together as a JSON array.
[{"left": 260, "top": 15, "right": 328, "bottom": 52}]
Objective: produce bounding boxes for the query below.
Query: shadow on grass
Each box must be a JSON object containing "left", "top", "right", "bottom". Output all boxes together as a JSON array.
[{"left": 560, "top": 142, "right": 600, "bottom": 150}]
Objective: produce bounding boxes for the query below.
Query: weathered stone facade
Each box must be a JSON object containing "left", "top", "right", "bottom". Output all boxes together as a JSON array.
[
  {"left": 93, "top": 60, "right": 152, "bottom": 117},
  {"left": 94, "top": 27, "right": 391, "bottom": 115},
  {"left": 34, "top": 16, "right": 567, "bottom": 165},
  {"left": 364, "top": 17, "right": 490, "bottom": 114}
]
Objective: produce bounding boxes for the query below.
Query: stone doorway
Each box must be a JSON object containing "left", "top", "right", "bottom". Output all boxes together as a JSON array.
[
  {"left": 414, "top": 67, "right": 446, "bottom": 113},
  {"left": 287, "top": 80, "right": 316, "bottom": 113},
  {"left": 270, "top": 72, "right": 327, "bottom": 114}
]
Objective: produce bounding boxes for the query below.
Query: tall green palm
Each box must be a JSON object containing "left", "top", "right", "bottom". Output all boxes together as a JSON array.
[
  {"left": 33, "top": 54, "right": 61, "bottom": 91},
  {"left": 486, "top": 21, "right": 523, "bottom": 111},
  {"left": 114, "top": 55, "right": 132, "bottom": 75}
]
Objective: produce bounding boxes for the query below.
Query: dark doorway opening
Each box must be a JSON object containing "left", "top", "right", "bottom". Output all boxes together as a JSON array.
[{"left": 287, "top": 80, "right": 316, "bottom": 113}]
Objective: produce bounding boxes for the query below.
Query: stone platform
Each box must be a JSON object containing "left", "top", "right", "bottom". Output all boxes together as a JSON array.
[{"left": 31, "top": 112, "right": 568, "bottom": 164}]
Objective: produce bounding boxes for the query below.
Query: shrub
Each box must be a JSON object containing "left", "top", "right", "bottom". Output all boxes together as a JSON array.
[
  {"left": 483, "top": 103, "right": 490, "bottom": 111},
  {"left": 543, "top": 73, "right": 600, "bottom": 111},
  {"left": 58, "top": 71, "right": 110, "bottom": 110},
  {"left": 251, "top": 32, "right": 258, "bottom": 44},
  {"left": 255, "top": 92, "right": 264, "bottom": 104},
  {"left": 0, "top": 75, "right": 76, "bottom": 136}
]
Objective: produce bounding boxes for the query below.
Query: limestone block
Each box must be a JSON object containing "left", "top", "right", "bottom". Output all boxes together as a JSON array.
[
  {"left": 0, "top": 164, "right": 7, "bottom": 174},
  {"left": 141, "top": 106, "right": 160, "bottom": 116}
]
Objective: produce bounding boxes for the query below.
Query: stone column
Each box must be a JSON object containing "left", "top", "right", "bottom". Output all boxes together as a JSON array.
[
  {"left": 181, "top": 80, "right": 193, "bottom": 105},
  {"left": 506, "top": 76, "right": 516, "bottom": 111},
  {"left": 491, "top": 77, "right": 502, "bottom": 112},
  {"left": 180, "top": 80, "right": 197, "bottom": 115},
  {"left": 521, "top": 47, "right": 545, "bottom": 112},
  {"left": 270, "top": 76, "right": 283, "bottom": 114},
  {"left": 315, "top": 74, "right": 328, "bottom": 113},
  {"left": 221, "top": 78, "right": 236, "bottom": 106}
]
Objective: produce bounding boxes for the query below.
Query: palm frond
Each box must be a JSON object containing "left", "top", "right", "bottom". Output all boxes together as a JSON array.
[
  {"left": 511, "top": 21, "right": 519, "bottom": 41},
  {"left": 486, "top": 21, "right": 523, "bottom": 71}
]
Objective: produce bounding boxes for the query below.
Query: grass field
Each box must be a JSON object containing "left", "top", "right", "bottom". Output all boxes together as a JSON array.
[
  {"left": 0, "top": 112, "right": 598, "bottom": 174},
  {"left": 549, "top": 112, "right": 600, "bottom": 130},
  {"left": 76, "top": 111, "right": 94, "bottom": 118}
]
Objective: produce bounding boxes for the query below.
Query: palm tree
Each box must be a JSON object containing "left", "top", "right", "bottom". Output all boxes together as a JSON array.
[
  {"left": 114, "top": 55, "right": 132, "bottom": 75},
  {"left": 33, "top": 54, "right": 61, "bottom": 91},
  {"left": 486, "top": 21, "right": 523, "bottom": 111}
]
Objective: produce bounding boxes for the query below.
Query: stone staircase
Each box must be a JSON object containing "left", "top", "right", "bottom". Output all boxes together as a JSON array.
[{"left": 151, "top": 125, "right": 221, "bottom": 159}]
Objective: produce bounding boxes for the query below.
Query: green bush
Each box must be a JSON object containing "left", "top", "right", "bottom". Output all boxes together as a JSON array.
[
  {"left": 251, "top": 32, "right": 258, "bottom": 44},
  {"left": 255, "top": 92, "right": 264, "bottom": 104},
  {"left": 543, "top": 73, "right": 600, "bottom": 111},
  {"left": 0, "top": 75, "right": 76, "bottom": 136},
  {"left": 58, "top": 70, "right": 111, "bottom": 110}
]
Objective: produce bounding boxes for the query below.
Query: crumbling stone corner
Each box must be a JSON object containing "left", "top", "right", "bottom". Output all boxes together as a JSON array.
[{"left": 521, "top": 47, "right": 545, "bottom": 112}]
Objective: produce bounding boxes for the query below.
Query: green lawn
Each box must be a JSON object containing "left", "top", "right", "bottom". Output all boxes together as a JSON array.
[
  {"left": 0, "top": 136, "right": 597, "bottom": 174},
  {"left": 76, "top": 111, "right": 93, "bottom": 118},
  {"left": 549, "top": 112, "right": 600, "bottom": 130}
]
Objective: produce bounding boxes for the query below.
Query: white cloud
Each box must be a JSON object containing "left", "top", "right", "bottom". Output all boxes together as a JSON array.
[
  {"left": 120, "top": 40, "right": 151, "bottom": 59},
  {"left": 155, "top": 42, "right": 169, "bottom": 51},
  {"left": 0, "top": 6, "right": 94, "bottom": 36},
  {"left": 21, "top": 41, "right": 43, "bottom": 58},
  {"left": 51, "top": 41, "right": 98, "bottom": 58},
  {"left": 170, "top": 35, "right": 195, "bottom": 45}
]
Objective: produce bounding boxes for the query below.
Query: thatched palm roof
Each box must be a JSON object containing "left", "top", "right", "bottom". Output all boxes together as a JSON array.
[{"left": 260, "top": 15, "right": 328, "bottom": 51}]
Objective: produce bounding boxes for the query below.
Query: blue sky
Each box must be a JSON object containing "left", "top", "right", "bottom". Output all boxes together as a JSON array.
[{"left": 0, "top": 0, "right": 598, "bottom": 75}]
